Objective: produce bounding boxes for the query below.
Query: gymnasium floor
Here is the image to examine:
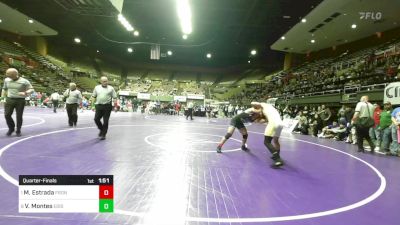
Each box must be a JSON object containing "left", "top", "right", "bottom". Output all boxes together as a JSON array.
[{"left": 0, "top": 107, "right": 398, "bottom": 225}]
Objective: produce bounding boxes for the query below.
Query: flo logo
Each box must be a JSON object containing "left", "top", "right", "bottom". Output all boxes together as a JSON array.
[{"left": 359, "top": 12, "right": 383, "bottom": 20}]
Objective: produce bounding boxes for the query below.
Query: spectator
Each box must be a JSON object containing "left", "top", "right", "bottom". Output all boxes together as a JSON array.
[
  {"left": 318, "top": 105, "right": 332, "bottom": 127},
  {"left": 390, "top": 104, "right": 400, "bottom": 156},
  {"left": 175, "top": 101, "right": 181, "bottom": 116},
  {"left": 370, "top": 103, "right": 382, "bottom": 150},
  {"left": 379, "top": 102, "right": 392, "bottom": 154},
  {"left": 293, "top": 111, "right": 309, "bottom": 135}
]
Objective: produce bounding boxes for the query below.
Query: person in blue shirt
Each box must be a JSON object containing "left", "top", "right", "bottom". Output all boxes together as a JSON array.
[{"left": 389, "top": 105, "right": 400, "bottom": 156}]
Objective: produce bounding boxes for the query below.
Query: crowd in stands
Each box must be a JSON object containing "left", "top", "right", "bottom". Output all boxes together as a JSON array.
[
  {"left": 150, "top": 80, "right": 177, "bottom": 96},
  {"left": 0, "top": 39, "right": 127, "bottom": 99},
  {"left": 0, "top": 40, "right": 75, "bottom": 94},
  {"left": 122, "top": 79, "right": 209, "bottom": 97},
  {"left": 180, "top": 82, "right": 205, "bottom": 95},
  {"left": 277, "top": 102, "right": 399, "bottom": 157},
  {"left": 217, "top": 38, "right": 400, "bottom": 157},
  {"left": 125, "top": 79, "right": 152, "bottom": 93},
  {"left": 2, "top": 36, "right": 400, "bottom": 159},
  {"left": 229, "top": 39, "right": 400, "bottom": 105},
  {"left": 278, "top": 40, "right": 400, "bottom": 96},
  {"left": 228, "top": 83, "right": 269, "bottom": 105},
  {"left": 0, "top": 39, "right": 218, "bottom": 102},
  {"left": 0, "top": 59, "right": 71, "bottom": 95}
]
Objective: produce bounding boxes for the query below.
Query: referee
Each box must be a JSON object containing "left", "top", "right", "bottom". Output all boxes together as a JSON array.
[
  {"left": 50, "top": 90, "right": 60, "bottom": 113},
  {"left": 64, "top": 83, "right": 82, "bottom": 127},
  {"left": 1, "top": 68, "right": 34, "bottom": 136},
  {"left": 352, "top": 95, "right": 376, "bottom": 153},
  {"left": 92, "top": 76, "right": 117, "bottom": 140},
  {"left": 186, "top": 101, "right": 194, "bottom": 120}
]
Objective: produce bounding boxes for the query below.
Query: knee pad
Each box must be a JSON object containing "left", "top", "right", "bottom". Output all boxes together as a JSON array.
[
  {"left": 264, "top": 136, "right": 273, "bottom": 145},
  {"left": 225, "top": 133, "right": 232, "bottom": 139},
  {"left": 264, "top": 136, "right": 278, "bottom": 155},
  {"left": 243, "top": 134, "right": 248, "bottom": 139}
]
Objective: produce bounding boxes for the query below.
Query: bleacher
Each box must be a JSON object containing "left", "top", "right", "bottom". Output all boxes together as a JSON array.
[
  {"left": 180, "top": 82, "right": 204, "bottom": 95},
  {"left": 149, "top": 80, "right": 177, "bottom": 96},
  {"left": 75, "top": 77, "right": 98, "bottom": 91},
  {"left": 0, "top": 40, "right": 26, "bottom": 57},
  {"left": 123, "top": 79, "right": 151, "bottom": 93},
  {"left": 222, "top": 38, "right": 400, "bottom": 105},
  {"left": 0, "top": 61, "right": 8, "bottom": 73},
  {"left": 147, "top": 71, "right": 170, "bottom": 80},
  {"left": 0, "top": 39, "right": 73, "bottom": 94},
  {"left": 17, "top": 44, "right": 61, "bottom": 72}
]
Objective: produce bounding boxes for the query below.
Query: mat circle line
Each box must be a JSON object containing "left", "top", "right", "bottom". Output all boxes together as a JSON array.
[{"left": 0, "top": 124, "right": 386, "bottom": 223}]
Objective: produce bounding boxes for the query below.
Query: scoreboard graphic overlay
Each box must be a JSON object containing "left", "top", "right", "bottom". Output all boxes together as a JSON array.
[{"left": 19, "top": 175, "right": 113, "bottom": 213}]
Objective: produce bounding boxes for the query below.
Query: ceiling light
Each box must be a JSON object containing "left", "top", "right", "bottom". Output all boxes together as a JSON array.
[
  {"left": 74, "top": 38, "right": 81, "bottom": 43},
  {"left": 301, "top": 18, "right": 306, "bottom": 23},
  {"left": 28, "top": 19, "right": 34, "bottom": 24},
  {"left": 311, "top": 39, "right": 315, "bottom": 43},
  {"left": 96, "top": 50, "right": 100, "bottom": 53},
  {"left": 206, "top": 53, "right": 212, "bottom": 58},
  {"left": 182, "top": 34, "right": 188, "bottom": 39},
  {"left": 0, "top": 19, "right": 2, "bottom": 23},
  {"left": 127, "top": 47, "right": 133, "bottom": 53},
  {"left": 176, "top": 0, "right": 192, "bottom": 34},
  {"left": 248, "top": 60, "right": 251, "bottom": 64},
  {"left": 281, "top": 36, "right": 285, "bottom": 40},
  {"left": 118, "top": 14, "right": 134, "bottom": 32},
  {"left": 133, "top": 30, "right": 139, "bottom": 36},
  {"left": 251, "top": 50, "right": 257, "bottom": 55},
  {"left": 351, "top": 24, "right": 357, "bottom": 29},
  {"left": 167, "top": 51, "right": 173, "bottom": 56}
]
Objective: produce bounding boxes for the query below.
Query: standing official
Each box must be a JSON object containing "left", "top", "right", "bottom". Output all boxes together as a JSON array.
[
  {"left": 186, "top": 101, "right": 194, "bottom": 120},
  {"left": 352, "top": 96, "right": 375, "bottom": 153},
  {"left": 64, "top": 83, "right": 82, "bottom": 127},
  {"left": 1, "top": 68, "right": 34, "bottom": 136},
  {"left": 50, "top": 91, "right": 60, "bottom": 113},
  {"left": 92, "top": 76, "right": 117, "bottom": 140}
]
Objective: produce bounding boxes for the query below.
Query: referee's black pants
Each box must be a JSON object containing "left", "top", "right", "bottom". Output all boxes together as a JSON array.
[
  {"left": 356, "top": 125, "right": 375, "bottom": 151},
  {"left": 94, "top": 104, "right": 112, "bottom": 136},
  {"left": 186, "top": 108, "right": 193, "bottom": 120},
  {"left": 53, "top": 100, "right": 59, "bottom": 113},
  {"left": 66, "top": 103, "right": 78, "bottom": 126},
  {"left": 4, "top": 98, "right": 25, "bottom": 132}
]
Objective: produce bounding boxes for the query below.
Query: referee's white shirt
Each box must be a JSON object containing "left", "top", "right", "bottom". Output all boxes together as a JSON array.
[
  {"left": 355, "top": 102, "right": 374, "bottom": 118},
  {"left": 92, "top": 85, "right": 117, "bottom": 105},
  {"left": 50, "top": 93, "right": 60, "bottom": 101}
]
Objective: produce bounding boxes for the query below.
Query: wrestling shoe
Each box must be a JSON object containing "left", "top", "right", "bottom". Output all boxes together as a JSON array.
[{"left": 241, "top": 145, "right": 249, "bottom": 151}]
